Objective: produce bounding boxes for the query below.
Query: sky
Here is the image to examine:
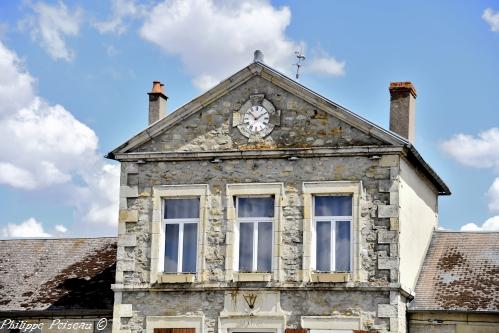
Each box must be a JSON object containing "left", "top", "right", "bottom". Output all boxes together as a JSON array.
[{"left": 0, "top": 0, "right": 499, "bottom": 238}]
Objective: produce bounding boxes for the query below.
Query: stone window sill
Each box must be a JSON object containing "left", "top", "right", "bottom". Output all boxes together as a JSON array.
[
  {"left": 159, "top": 273, "right": 196, "bottom": 283},
  {"left": 310, "top": 272, "right": 350, "bottom": 283},
  {"left": 233, "top": 272, "right": 272, "bottom": 282}
]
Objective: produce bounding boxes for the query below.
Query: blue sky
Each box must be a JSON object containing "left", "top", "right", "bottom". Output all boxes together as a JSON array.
[{"left": 0, "top": 0, "right": 499, "bottom": 237}]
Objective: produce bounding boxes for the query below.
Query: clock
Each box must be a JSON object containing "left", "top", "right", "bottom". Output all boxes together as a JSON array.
[
  {"left": 243, "top": 105, "right": 270, "bottom": 133},
  {"left": 233, "top": 94, "right": 281, "bottom": 140}
]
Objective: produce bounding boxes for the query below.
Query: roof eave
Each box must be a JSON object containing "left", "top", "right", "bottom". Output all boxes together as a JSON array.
[{"left": 404, "top": 144, "right": 451, "bottom": 195}]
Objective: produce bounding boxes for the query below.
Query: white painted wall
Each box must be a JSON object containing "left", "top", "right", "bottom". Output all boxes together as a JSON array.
[{"left": 398, "top": 158, "right": 439, "bottom": 292}]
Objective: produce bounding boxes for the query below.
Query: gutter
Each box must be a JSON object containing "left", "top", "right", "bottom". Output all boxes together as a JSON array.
[{"left": 404, "top": 144, "right": 451, "bottom": 195}]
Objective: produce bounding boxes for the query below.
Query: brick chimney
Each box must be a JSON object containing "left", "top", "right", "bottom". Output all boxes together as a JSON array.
[
  {"left": 148, "top": 81, "right": 167, "bottom": 125},
  {"left": 389, "top": 82, "right": 416, "bottom": 142}
]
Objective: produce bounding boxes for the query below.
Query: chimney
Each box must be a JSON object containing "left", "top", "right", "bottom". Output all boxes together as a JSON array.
[
  {"left": 148, "top": 81, "right": 167, "bottom": 125},
  {"left": 389, "top": 82, "right": 416, "bottom": 142}
]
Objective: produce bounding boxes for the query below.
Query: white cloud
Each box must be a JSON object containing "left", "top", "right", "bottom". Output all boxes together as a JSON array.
[
  {"left": 442, "top": 128, "right": 499, "bottom": 229},
  {"left": 22, "top": 1, "right": 82, "bottom": 61},
  {"left": 74, "top": 164, "right": 120, "bottom": 226},
  {"left": 140, "top": 0, "right": 344, "bottom": 90},
  {"left": 2, "top": 218, "right": 51, "bottom": 238},
  {"left": 308, "top": 56, "right": 346, "bottom": 77},
  {"left": 192, "top": 74, "right": 221, "bottom": 91},
  {"left": 55, "top": 224, "right": 68, "bottom": 233},
  {"left": 483, "top": 8, "right": 499, "bottom": 32},
  {"left": 0, "top": 163, "right": 37, "bottom": 189},
  {"left": 487, "top": 177, "right": 499, "bottom": 211},
  {"left": 460, "top": 215, "right": 499, "bottom": 231},
  {"left": 94, "top": 0, "right": 145, "bottom": 35},
  {"left": 440, "top": 128, "right": 499, "bottom": 169},
  {"left": 0, "top": 98, "right": 97, "bottom": 189},
  {"left": 0, "top": 41, "right": 35, "bottom": 115},
  {"left": 0, "top": 41, "right": 119, "bottom": 230}
]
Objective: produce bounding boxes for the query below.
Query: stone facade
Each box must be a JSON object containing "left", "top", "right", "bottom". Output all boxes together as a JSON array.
[{"left": 109, "top": 61, "right": 447, "bottom": 333}]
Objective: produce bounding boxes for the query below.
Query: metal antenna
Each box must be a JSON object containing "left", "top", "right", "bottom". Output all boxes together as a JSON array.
[{"left": 294, "top": 49, "right": 306, "bottom": 79}]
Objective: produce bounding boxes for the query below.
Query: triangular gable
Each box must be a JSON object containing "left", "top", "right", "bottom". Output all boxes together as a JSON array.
[{"left": 108, "top": 62, "right": 407, "bottom": 156}]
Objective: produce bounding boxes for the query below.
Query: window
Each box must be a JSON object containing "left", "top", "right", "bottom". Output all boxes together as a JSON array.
[
  {"left": 236, "top": 197, "right": 274, "bottom": 272},
  {"left": 164, "top": 198, "right": 199, "bottom": 273},
  {"left": 313, "top": 195, "right": 352, "bottom": 272}
]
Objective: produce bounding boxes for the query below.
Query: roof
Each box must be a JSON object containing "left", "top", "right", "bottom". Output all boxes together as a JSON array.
[
  {"left": 0, "top": 237, "right": 116, "bottom": 316},
  {"left": 106, "top": 60, "right": 450, "bottom": 195},
  {"left": 411, "top": 231, "right": 499, "bottom": 313}
]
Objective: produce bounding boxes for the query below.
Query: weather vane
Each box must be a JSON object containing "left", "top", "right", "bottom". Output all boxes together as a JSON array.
[{"left": 294, "top": 49, "right": 306, "bottom": 79}]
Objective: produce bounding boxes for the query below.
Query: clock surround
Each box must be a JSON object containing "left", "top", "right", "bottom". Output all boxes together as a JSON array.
[{"left": 233, "top": 93, "right": 281, "bottom": 140}]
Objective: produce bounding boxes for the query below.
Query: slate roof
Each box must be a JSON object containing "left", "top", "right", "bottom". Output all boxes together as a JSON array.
[
  {"left": 0, "top": 237, "right": 116, "bottom": 316},
  {"left": 411, "top": 231, "right": 499, "bottom": 313}
]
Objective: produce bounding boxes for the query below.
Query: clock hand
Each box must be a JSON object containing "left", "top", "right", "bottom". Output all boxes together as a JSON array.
[{"left": 255, "top": 112, "right": 268, "bottom": 121}]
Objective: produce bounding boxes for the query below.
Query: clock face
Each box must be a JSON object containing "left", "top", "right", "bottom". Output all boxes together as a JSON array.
[{"left": 243, "top": 105, "right": 270, "bottom": 133}]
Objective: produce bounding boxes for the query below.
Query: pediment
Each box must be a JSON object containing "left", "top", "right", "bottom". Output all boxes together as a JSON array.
[{"left": 110, "top": 62, "right": 406, "bottom": 156}]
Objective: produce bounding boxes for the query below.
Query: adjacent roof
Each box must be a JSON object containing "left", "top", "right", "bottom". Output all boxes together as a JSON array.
[
  {"left": 411, "top": 231, "right": 499, "bottom": 313},
  {"left": 106, "top": 60, "right": 450, "bottom": 195},
  {"left": 0, "top": 237, "right": 116, "bottom": 316}
]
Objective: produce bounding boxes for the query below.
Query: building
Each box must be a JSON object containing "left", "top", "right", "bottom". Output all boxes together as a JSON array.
[
  {"left": 1, "top": 51, "right": 497, "bottom": 333},
  {"left": 104, "top": 50, "right": 457, "bottom": 333},
  {"left": 408, "top": 231, "right": 499, "bottom": 332},
  {"left": 0, "top": 238, "right": 116, "bottom": 333}
]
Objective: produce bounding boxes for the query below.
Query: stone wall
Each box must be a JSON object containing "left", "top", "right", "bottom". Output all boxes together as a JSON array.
[
  {"left": 119, "top": 154, "right": 399, "bottom": 285},
  {"left": 119, "top": 290, "right": 391, "bottom": 333},
  {"left": 114, "top": 152, "right": 405, "bottom": 332},
  {"left": 111, "top": 70, "right": 432, "bottom": 333},
  {"left": 136, "top": 76, "right": 385, "bottom": 153}
]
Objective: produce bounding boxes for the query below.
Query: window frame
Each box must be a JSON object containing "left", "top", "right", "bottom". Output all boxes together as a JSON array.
[
  {"left": 235, "top": 196, "right": 275, "bottom": 272},
  {"left": 163, "top": 197, "right": 200, "bottom": 273},
  {"left": 225, "top": 183, "right": 285, "bottom": 282},
  {"left": 302, "top": 181, "right": 363, "bottom": 283},
  {"left": 151, "top": 185, "right": 209, "bottom": 283},
  {"left": 312, "top": 195, "right": 353, "bottom": 272}
]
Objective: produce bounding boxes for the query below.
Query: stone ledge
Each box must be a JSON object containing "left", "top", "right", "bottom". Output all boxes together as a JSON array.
[
  {"left": 301, "top": 315, "right": 360, "bottom": 330},
  {"left": 160, "top": 273, "right": 196, "bottom": 283},
  {"left": 310, "top": 272, "right": 350, "bottom": 283},
  {"left": 233, "top": 272, "right": 272, "bottom": 282}
]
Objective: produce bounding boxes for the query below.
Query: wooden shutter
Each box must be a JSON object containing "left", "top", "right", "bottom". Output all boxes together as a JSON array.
[
  {"left": 154, "top": 329, "right": 195, "bottom": 333},
  {"left": 172, "top": 329, "right": 195, "bottom": 333},
  {"left": 285, "top": 329, "right": 308, "bottom": 333},
  {"left": 154, "top": 329, "right": 172, "bottom": 333}
]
